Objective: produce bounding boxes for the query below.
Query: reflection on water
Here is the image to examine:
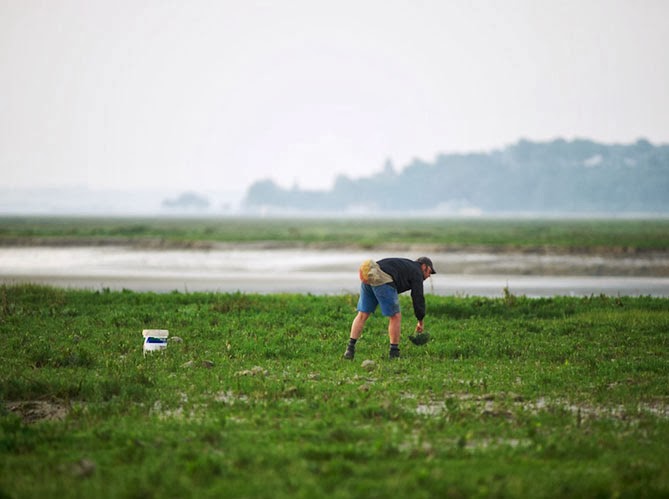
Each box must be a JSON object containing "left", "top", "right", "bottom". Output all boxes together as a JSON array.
[
  {"left": 0, "top": 247, "right": 370, "bottom": 275},
  {"left": 1, "top": 246, "right": 668, "bottom": 297}
]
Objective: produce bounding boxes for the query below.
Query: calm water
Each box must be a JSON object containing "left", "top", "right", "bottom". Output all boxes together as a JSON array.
[{"left": 1, "top": 246, "right": 668, "bottom": 297}]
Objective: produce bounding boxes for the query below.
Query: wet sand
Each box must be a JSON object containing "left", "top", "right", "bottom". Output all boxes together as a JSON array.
[{"left": 1, "top": 246, "right": 668, "bottom": 297}]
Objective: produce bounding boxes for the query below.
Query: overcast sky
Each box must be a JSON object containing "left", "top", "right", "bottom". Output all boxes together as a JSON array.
[{"left": 2, "top": 0, "right": 668, "bottom": 194}]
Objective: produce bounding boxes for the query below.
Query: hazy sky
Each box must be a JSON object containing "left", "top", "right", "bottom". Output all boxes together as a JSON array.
[{"left": 2, "top": 0, "right": 668, "bottom": 194}]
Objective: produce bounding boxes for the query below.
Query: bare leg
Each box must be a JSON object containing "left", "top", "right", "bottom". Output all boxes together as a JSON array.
[
  {"left": 350, "top": 311, "right": 370, "bottom": 340},
  {"left": 388, "top": 312, "right": 402, "bottom": 344}
]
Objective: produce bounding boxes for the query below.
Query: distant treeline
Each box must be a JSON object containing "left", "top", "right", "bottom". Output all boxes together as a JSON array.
[{"left": 243, "top": 139, "right": 669, "bottom": 214}]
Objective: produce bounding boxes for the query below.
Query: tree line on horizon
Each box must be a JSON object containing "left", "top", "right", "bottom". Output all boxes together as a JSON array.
[{"left": 242, "top": 138, "right": 669, "bottom": 214}]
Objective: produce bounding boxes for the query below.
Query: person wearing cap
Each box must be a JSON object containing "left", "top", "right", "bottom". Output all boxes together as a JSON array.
[{"left": 344, "top": 256, "right": 436, "bottom": 360}]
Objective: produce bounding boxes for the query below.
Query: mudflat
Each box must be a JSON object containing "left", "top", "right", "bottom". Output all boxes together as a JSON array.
[{"left": 1, "top": 246, "right": 668, "bottom": 296}]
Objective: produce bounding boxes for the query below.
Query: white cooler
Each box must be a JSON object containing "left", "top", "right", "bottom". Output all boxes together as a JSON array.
[{"left": 143, "top": 329, "right": 169, "bottom": 355}]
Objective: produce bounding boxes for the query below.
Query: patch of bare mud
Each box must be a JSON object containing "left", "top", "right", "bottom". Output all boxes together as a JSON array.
[
  {"left": 6, "top": 400, "right": 70, "bottom": 424},
  {"left": 410, "top": 392, "right": 669, "bottom": 422}
]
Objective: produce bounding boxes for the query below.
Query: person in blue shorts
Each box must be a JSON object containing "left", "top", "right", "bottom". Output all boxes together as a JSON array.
[{"left": 344, "top": 256, "right": 436, "bottom": 360}]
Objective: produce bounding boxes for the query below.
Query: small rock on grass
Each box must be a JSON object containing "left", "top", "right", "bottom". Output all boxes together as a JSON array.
[
  {"left": 235, "top": 366, "right": 269, "bottom": 376},
  {"left": 72, "top": 458, "right": 96, "bottom": 478},
  {"left": 181, "top": 360, "right": 215, "bottom": 369},
  {"left": 361, "top": 360, "right": 376, "bottom": 371}
]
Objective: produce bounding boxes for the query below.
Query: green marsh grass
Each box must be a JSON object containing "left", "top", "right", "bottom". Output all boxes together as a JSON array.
[
  {"left": 1, "top": 284, "right": 668, "bottom": 498},
  {"left": 2, "top": 216, "right": 669, "bottom": 251}
]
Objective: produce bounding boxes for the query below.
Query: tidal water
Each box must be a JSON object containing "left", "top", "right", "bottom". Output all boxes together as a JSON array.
[{"left": 1, "top": 246, "right": 668, "bottom": 297}]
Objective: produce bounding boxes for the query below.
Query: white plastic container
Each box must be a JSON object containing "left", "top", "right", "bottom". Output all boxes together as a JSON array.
[{"left": 143, "top": 329, "right": 169, "bottom": 355}]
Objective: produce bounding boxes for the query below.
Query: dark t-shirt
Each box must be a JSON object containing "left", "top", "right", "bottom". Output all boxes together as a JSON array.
[{"left": 377, "top": 258, "right": 426, "bottom": 320}]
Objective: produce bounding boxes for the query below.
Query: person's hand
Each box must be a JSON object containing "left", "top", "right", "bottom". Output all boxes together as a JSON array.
[{"left": 409, "top": 321, "right": 430, "bottom": 346}]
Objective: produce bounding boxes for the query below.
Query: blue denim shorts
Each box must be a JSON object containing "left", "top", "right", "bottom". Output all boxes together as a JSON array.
[{"left": 357, "top": 283, "right": 400, "bottom": 317}]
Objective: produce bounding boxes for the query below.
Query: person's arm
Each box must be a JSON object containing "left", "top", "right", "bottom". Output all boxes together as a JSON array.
[{"left": 410, "top": 280, "right": 426, "bottom": 323}]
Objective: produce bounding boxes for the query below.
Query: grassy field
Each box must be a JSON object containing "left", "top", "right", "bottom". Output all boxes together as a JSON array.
[
  {"left": 1, "top": 284, "right": 668, "bottom": 498},
  {"left": 2, "top": 216, "right": 669, "bottom": 252}
]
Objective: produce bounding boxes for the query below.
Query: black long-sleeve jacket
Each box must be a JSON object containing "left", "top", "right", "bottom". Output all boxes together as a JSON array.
[{"left": 377, "top": 258, "right": 426, "bottom": 320}]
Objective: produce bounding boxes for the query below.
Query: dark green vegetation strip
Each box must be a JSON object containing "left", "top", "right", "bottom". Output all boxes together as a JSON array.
[
  {"left": 1, "top": 216, "right": 669, "bottom": 251},
  {"left": 1, "top": 285, "right": 668, "bottom": 498}
]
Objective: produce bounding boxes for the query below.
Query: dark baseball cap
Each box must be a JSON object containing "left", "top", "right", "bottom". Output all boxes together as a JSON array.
[{"left": 416, "top": 256, "right": 436, "bottom": 274}]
